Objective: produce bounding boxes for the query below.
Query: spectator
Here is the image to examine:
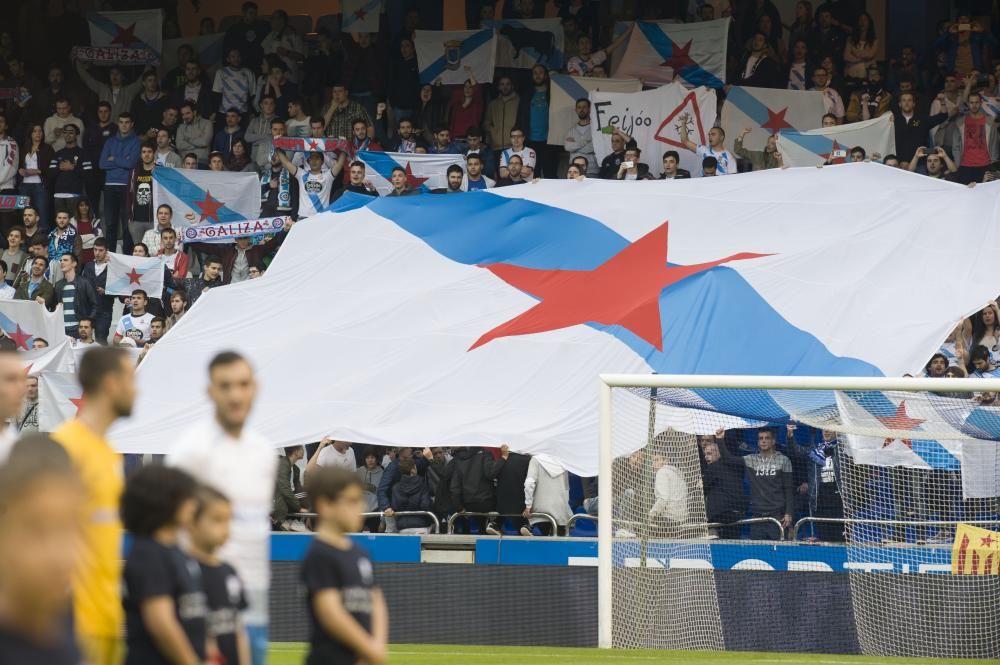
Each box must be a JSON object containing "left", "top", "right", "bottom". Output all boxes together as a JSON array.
[
  {"left": 428, "top": 126, "right": 460, "bottom": 155},
  {"left": 700, "top": 438, "right": 747, "bottom": 538},
  {"left": 907, "top": 146, "right": 958, "bottom": 180},
  {"left": 412, "top": 83, "right": 447, "bottom": 144},
  {"left": 100, "top": 112, "right": 140, "bottom": 253},
  {"left": 293, "top": 118, "right": 345, "bottom": 172},
  {"left": 737, "top": 32, "right": 780, "bottom": 88},
  {"left": 810, "top": 66, "right": 845, "bottom": 122},
  {"left": 303, "top": 29, "right": 342, "bottom": 110},
  {"left": 14, "top": 256, "right": 54, "bottom": 309},
  {"left": 566, "top": 30, "right": 630, "bottom": 77},
  {"left": 114, "top": 289, "right": 154, "bottom": 345},
  {"left": 18, "top": 123, "right": 53, "bottom": 230},
  {"left": 649, "top": 452, "right": 690, "bottom": 534},
  {"left": 152, "top": 127, "right": 181, "bottom": 168},
  {"left": 277, "top": 150, "right": 335, "bottom": 218},
  {"left": 256, "top": 59, "right": 298, "bottom": 118},
  {"left": 141, "top": 205, "right": 174, "bottom": 255},
  {"left": 262, "top": 10, "right": 306, "bottom": 84},
  {"left": 384, "top": 117, "right": 424, "bottom": 153},
  {"left": 224, "top": 1, "right": 270, "bottom": 73},
  {"left": 1, "top": 228, "right": 24, "bottom": 281},
  {"left": 378, "top": 447, "right": 431, "bottom": 533},
  {"left": 462, "top": 126, "right": 494, "bottom": 178},
  {"left": 188, "top": 227, "right": 287, "bottom": 286},
  {"left": 0, "top": 114, "right": 16, "bottom": 235},
  {"left": 679, "top": 116, "right": 736, "bottom": 176},
  {"left": 261, "top": 121, "right": 297, "bottom": 217},
  {"left": 387, "top": 38, "right": 420, "bottom": 125},
  {"left": 945, "top": 91, "right": 999, "bottom": 184},
  {"left": 213, "top": 48, "right": 257, "bottom": 119},
  {"left": 391, "top": 458, "right": 435, "bottom": 533},
  {"left": 162, "top": 43, "right": 196, "bottom": 93},
  {"left": 273, "top": 445, "right": 308, "bottom": 531},
  {"left": 809, "top": 8, "right": 846, "bottom": 66},
  {"left": 450, "top": 447, "right": 500, "bottom": 533},
  {"left": 564, "top": 98, "right": 596, "bottom": 176},
  {"left": 74, "top": 318, "right": 98, "bottom": 348},
  {"left": 285, "top": 98, "right": 311, "bottom": 138},
  {"left": 227, "top": 139, "right": 257, "bottom": 173},
  {"left": 43, "top": 97, "right": 83, "bottom": 152},
  {"left": 968, "top": 344, "right": 999, "bottom": 378},
  {"left": 342, "top": 161, "right": 379, "bottom": 198},
  {"left": 786, "top": 1, "right": 813, "bottom": 51},
  {"left": 499, "top": 126, "right": 536, "bottom": 179},
  {"left": 933, "top": 17, "right": 997, "bottom": 78},
  {"left": 719, "top": 428, "right": 794, "bottom": 540},
  {"left": 82, "top": 239, "right": 113, "bottom": 343},
  {"left": 892, "top": 91, "right": 952, "bottom": 165},
  {"left": 702, "top": 156, "right": 719, "bottom": 176},
  {"left": 846, "top": 65, "right": 892, "bottom": 122},
  {"left": 212, "top": 109, "right": 246, "bottom": 161},
  {"left": 47, "top": 210, "right": 81, "bottom": 278},
  {"left": 488, "top": 444, "right": 530, "bottom": 536},
  {"left": 0, "top": 261, "right": 12, "bottom": 299},
  {"left": 387, "top": 165, "right": 418, "bottom": 196},
  {"left": 16, "top": 374, "right": 38, "bottom": 432},
  {"left": 340, "top": 33, "right": 386, "bottom": 119},
  {"left": 126, "top": 141, "right": 156, "bottom": 253},
  {"left": 357, "top": 448, "right": 384, "bottom": 532},
  {"left": 483, "top": 75, "right": 519, "bottom": 150},
  {"left": 433, "top": 164, "right": 465, "bottom": 194},
  {"left": 616, "top": 145, "right": 654, "bottom": 180},
  {"left": 53, "top": 252, "right": 96, "bottom": 338},
  {"left": 307, "top": 438, "right": 357, "bottom": 474},
  {"left": 164, "top": 290, "right": 188, "bottom": 332},
  {"left": 448, "top": 73, "right": 484, "bottom": 140},
  {"left": 659, "top": 150, "right": 691, "bottom": 179},
  {"left": 958, "top": 303, "right": 1000, "bottom": 369},
  {"left": 75, "top": 62, "right": 142, "bottom": 122},
  {"left": 177, "top": 102, "right": 214, "bottom": 164},
  {"left": 49, "top": 123, "right": 91, "bottom": 219},
  {"left": 71, "top": 199, "right": 101, "bottom": 266},
  {"left": 522, "top": 454, "right": 572, "bottom": 537},
  {"left": 787, "top": 426, "right": 844, "bottom": 541},
  {"left": 843, "top": 12, "right": 878, "bottom": 82},
  {"left": 598, "top": 128, "right": 631, "bottom": 179},
  {"left": 889, "top": 46, "right": 926, "bottom": 95},
  {"left": 734, "top": 127, "right": 782, "bottom": 170},
  {"left": 130, "top": 71, "right": 170, "bottom": 137},
  {"left": 519, "top": 65, "right": 555, "bottom": 178},
  {"left": 322, "top": 84, "right": 372, "bottom": 140},
  {"left": 495, "top": 155, "right": 529, "bottom": 186},
  {"left": 465, "top": 153, "right": 494, "bottom": 190},
  {"left": 246, "top": 95, "right": 279, "bottom": 170},
  {"left": 785, "top": 39, "right": 811, "bottom": 90}
]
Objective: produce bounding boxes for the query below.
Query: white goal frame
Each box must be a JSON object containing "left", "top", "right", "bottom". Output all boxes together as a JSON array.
[{"left": 596, "top": 373, "right": 1000, "bottom": 650}]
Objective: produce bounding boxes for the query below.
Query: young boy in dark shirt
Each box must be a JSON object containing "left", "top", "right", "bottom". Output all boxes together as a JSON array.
[
  {"left": 189, "top": 486, "right": 249, "bottom": 665},
  {"left": 302, "top": 466, "right": 388, "bottom": 665},
  {"left": 0, "top": 436, "right": 84, "bottom": 665},
  {"left": 121, "top": 465, "right": 207, "bottom": 665}
]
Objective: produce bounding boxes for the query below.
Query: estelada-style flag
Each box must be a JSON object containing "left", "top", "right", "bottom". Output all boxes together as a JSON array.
[
  {"left": 87, "top": 9, "right": 163, "bottom": 62},
  {"left": 153, "top": 168, "right": 261, "bottom": 236},
  {"left": 952, "top": 523, "right": 1000, "bottom": 575},
  {"left": 105, "top": 252, "right": 165, "bottom": 297},
  {"left": 614, "top": 18, "right": 729, "bottom": 88}
]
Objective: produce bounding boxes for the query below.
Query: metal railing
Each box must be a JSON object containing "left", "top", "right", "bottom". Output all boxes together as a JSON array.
[
  {"left": 566, "top": 513, "right": 597, "bottom": 533},
  {"left": 791, "top": 516, "right": 1000, "bottom": 542},
  {"left": 284, "top": 510, "right": 441, "bottom": 534},
  {"left": 446, "top": 511, "right": 558, "bottom": 535},
  {"left": 609, "top": 516, "right": 786, "bottom": 540}
]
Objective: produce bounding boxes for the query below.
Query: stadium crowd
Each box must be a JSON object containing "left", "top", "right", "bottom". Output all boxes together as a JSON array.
[{"left": 0, "top": 0, "right": 997, "bottom": 543}]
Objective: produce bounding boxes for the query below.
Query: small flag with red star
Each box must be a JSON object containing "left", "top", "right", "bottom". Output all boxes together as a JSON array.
[
  {"left": 105, "top": 252, "right": 165, "bottom": 297},
  {"left": 86, "top": 9, "right": 163, "bottom": 63},
  {"left": 342, "top": 0, "right": 382, "bottom": 33},
  {"left": 721, "top": 86, "right": 826, "bottom": 152},
  {"left": 952, "top": 523, "right": 1000, "bottom": 575},
  {"left": 357, "top": 151, "right": 465, "bottom": 196},
  {"left": 776, "top": 114, "right": 896, "bottom": 167},
  {"left": 152, "top": 168, "right": 261, "bottom": 238},
  {"left": 0, "top": 300, "right": 67, "bottom": 351},
  {"left": 38, "top": 371, "right": 84, "bottom": 433}
]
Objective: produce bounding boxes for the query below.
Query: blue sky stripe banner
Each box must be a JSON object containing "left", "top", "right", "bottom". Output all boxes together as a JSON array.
[
  {"left": 484, "top": 18, "right": 565, "bottom": 70},
  {"left": 357, "top": 151, "right": 464, "bottom": 195},
  {"left": 112, "top": 167, "right": 1000, "bottom": 473},
  {"left": 153, "top": 168, "right": 261, "bottom": 236},
  {"left": 721, "top": 86, "right": 826, "bottom": 153},
  {"left": 776, "top": 114, "right": 896, "bottom": 166},
  {"left": 88, "top": 9, "right": 163, "bottom": 60},
  {"left": 548, "top": 74, "right": 641, "bottom": 145},
  {"left": 415, "top": 29, "right": 496, "bottom": 85},
  {"left": 615, "top": 19, "right": 728, "bottom": 88},
  {"left": 342, "top": 0, "right": 382, "bottom": 33}
]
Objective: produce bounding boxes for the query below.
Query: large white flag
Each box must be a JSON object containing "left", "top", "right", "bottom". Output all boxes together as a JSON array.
[
  {"left": 0, "top": 301, "right": 65, "bottom": 351},
  {"left": 357, "top": 151, "right": 465, "bottom": 196},
  {"left": 38, "top": 372, "right": 83, "bottom": 433},
  {"left": 111, "top": 167, "right": 1000, "bottom": 474},
  {"left": 105, "top": 252, "right": 165, "bottom": 297},
  {"left": 485, "top": 18, "right": 565, "bottom": 70},
  {"left": 22, "top": 341, "right": 76, "bottom": 377},
  {"left": 721, "top": 86, "right": 826, "bottom": 152},
  {"left": 776, "top": 115, "right": 896, "bottom": 167},
  {"left": 415, "top": 29, "right": 496, "bottom": 85},
  {"left": 614, "top": 19, "right": 728, "bottom": 88},
  {"left": 590, "top": 82, "right": 717, "bottom": 178},
  {"left": 548, "top": 75, "right": 642, "bottom": 145},
  {"left": 153, "top": 168, "right": 261, "bottom": 237},
  {"left": 87, "top": 9, "right": 163, "bottom": 62}
]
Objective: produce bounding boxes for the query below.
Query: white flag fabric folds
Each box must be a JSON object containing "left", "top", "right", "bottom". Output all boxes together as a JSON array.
[
  {"left": 776, "top": 114, "right": 896, "bottom": 167},
  {"left": 721, "top": 86, "right": 826, "bottom": 152},
  {"left": 38, "top": 372, "right": 83, "bottom": 433},
  {"left": 0, "top": 301, "right": 65, "bottom": 351},
  {"left": 415, "top": 29, "right": 496, "bottom": 85},
  {"left": 614, "top": 19, "right": 728, "bottom": 88},
  {"left": 548, "top": 75, "right": 642, "bottom": 145},
  {"left": 105, "top": 252, "right": 165, "bottom": 297},
  {"left": 356, "top": 151, "right": 465, "bottom": 195}
]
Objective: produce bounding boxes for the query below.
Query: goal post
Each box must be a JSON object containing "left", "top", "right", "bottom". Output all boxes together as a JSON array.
[{"left": 597, "top": 373, "right": 1000, "bottom": 657}]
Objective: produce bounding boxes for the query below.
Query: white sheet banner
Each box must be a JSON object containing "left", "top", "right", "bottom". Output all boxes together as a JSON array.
[
  {"left": 776, "top": 114, "right": 896, "bottom": 167},
  {"left": 614, "top": 19, "right": 728, "bottom": 88},
  {"left": 548, "top": 75, "right": 642, "bottom": 145}
]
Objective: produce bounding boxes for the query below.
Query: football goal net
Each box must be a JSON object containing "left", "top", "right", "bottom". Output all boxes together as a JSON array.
[{"left": 597, "top": 374, "right": 1000, "bottom": 659}]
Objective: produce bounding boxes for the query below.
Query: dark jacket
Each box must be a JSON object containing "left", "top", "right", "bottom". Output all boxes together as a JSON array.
[
  {"left": 377, "top": 455, "right": 429, "bottom": 510},
  {"left": 616, "top": 163, "right": 654, "bottom": 180},
  {"left": 82, "top": 260, "right": 115, "bottom": 313},
  {"left": 427, "top": 456, "right": 455, "bottom": 516},
  {"left": 737, "top": 53, "right": 781, "bottom": 89},
  {"left": 660, "top": 168, "right": 691, "bottom": 179},
  {"left": 599, "top": 150, "right": 625, "bottom": 179},
  {"left": 187, "top": 232, "right": 287, "bottom": 286},
  {"left": 54, "top": 274, "right": 98, "bottom": 322},
  {"left": 391, "top": 474, "right": 434, "bottom": 530},
  {"left": 272, "top": 455, "right": 302, "bottom": 523},
  {"left": 701, "top": 453, "right": 747, "bottom": 522},
  {"left": 492, "top": 452, "right": 531, "bottom": 515},
  {"left": 892, "top": 109, "right": 949, "bottom": 163},
  {"left": 387, "top": 55, "right": 420, "bottom": 111},
  {"left": 188, "top": 274, "right": 224, "bottom": 305},
  {"left": 18, "top": 143, "right": 54, "bottom": 184},
  {"left": 14, "top": 278, "right": 55, "bottom": 309},
  {"left": 449, "top": 448, "right": 500, "bottom": 511}
]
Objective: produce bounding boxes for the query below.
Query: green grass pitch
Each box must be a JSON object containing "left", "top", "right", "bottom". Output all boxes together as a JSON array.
[{"left": 267, "top": 643, "right": 993, "bottom": 664}]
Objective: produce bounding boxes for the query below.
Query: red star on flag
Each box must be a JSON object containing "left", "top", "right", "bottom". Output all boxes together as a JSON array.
[
  {"left": 10, "top": 324, "right": 31, "bottom": 351},
  {"left": 878, "top": 401, "right": 926, "bottom": 449},
  {"left": 982, "top": 535, "right": 996, "bottom": 547},
  {"left": 111, "top": 22, "right": 140, "bottom": 48},
  {"left": 69, "top": 396, "right": 85, "bottom": 413},
  {"left": 126, "top": 268, "right": 143, "bottom": 285},
  {"left": 195, "top": 190, "right": 225, "bottom": 222},
  {"left": 404, "top": 162, "right": 430, "bottom": 189},
  {"left": 761, "top": 106, "right": 793, "bottom": 134},
  {"left": 659, "top": 39, "right": 696, "bottom": 71},
  {"left": 469, "top": 223, "right": 772, "bottom": 351},
  {"left": 654, "top": 91, "right": 707, "bottom": 150},
  {"left": 820, "top": 140, "right": 847, "bottom": 164},
  {"left": 354, "top": 8, "right": 368, "bottom": 20}
]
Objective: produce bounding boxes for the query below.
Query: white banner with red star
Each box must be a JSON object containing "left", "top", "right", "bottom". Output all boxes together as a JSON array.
[
  {"left": 38, "top": 371, "right": 83, "bottom": 433},
  {"left": 87, "top": 9, "right": 163, "bottom": 63},
  {"left": 105, "top": 252, "right": 165, "bottom": 297},
  {"left": 776, "top": 114, "right": 896, "bottom": 167},
  {"left": 614, "top": 19, "right": 728, "bottom": 88},
  {"left": 342, "top": 0, "right": 382, "bottom": 33},
  {"left": 0, "top": 301, "right": 66, "bottom": 351},
  {"left": 589, "top": 81, "right": 717, "bottom": 179},
  {"left": 721, "top": 86, "right": 825, "bottom": 153},
  {"left": 152, "top": 168, "right": 261, "bottom": 238},
  {"left": 356, "top": 151, "right": 465, "bottom": 196}
]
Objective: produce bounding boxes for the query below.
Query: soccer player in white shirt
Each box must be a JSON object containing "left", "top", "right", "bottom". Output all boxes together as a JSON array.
[
  {"left": 277, "top": 150, "right": 336, "bottom": 218},
  {"left": 167, "top": 351, "right": 277, "bottom": 665},
  {"left": 499, "top": 127, "right": 536, "bottom": 179},
  {"left": 678, "top": 113, "right": 737, "bottom": 176}
]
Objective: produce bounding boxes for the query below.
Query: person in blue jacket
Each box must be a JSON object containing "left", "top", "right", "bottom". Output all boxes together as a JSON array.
[{"left": 99, "top": 112, "right": 140, "bottom": 254}]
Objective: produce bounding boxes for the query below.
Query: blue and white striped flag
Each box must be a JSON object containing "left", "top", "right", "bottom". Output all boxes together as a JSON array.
[
  {"left": 415, "top": 29, "right": 496, "bottom": 86},
  {"left": 153, "top": 168, "right": 261, "bottom": 237},
  {"left": 614, "top": 18, "right": 729, "bottom": 88},
  {"left": 88, "top": 9, "right": 163, "bottom": 61},
  {"left": 776, "top": 114, "right": 896, "bottom": 167},
  {"left": 342, "top": 0, "right": 382, "bottom": 33},
  {"left": 356, "top": 151, "right": 464, "bottom": 196},
  {"left": 105, "top": 252, "right": 165, "bottom": 297},
  {"left": 547, "top": 74, "right": 641, "bottom": 145},
  {"left": 162, "top": 33, "right": 225, "bottom": 75},
  {"left": 721, "top": 86, "right": 825, "bottom": 152}
]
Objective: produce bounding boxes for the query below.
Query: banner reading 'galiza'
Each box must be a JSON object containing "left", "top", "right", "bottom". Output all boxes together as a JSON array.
[
  {"left": 590, "top": 82, "right": 717, "bottom": 178},
  {"left": 614, "top": 18, "right": 728, "bottom": 88},
  {"left": 776, "top": 114, "right": 895, "bottom": 167},
  {"left": 415, "top": 29, "right": 496, "bottom": 85},
  {"left": 548, "top": 75, "right": 642, "bottom": 146}
]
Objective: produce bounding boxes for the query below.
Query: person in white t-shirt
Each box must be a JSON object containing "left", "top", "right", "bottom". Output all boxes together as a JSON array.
[
  {"left": 113, "top": 289, "right": 155, "bottom": 345},
  {"left": 305, "top": 437, "right": 357, "bottom": 475},
  {"left": 167, "top": 351, "right": 277, "bottom": 665},
  {"left": 563, "top": 98, "right": 597, "bottom": 175},
  {"left": 277, "top": 150, "right": 335, "bottom": 218},
  {"left": 565, "top": 28, "right": 631, "bottom": 77},
  {"left": 678, "top": 114, "right": 737, "bottom": 176},
  {"left": 499, "top": 127, "right": 536, "bottom": 179}
]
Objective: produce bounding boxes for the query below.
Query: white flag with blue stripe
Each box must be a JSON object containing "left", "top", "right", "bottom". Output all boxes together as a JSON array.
[
  {"left": 484, "top": 19, "right": 564, "bottom": 70},
  {"left": 357, "top": 151, "right": 464, "bottom": 196},
  {"left": 721, "top": 86, "right": 826, "bottom": 152},
  {"left": 776, "top": 114, "right": 896, "bottom": 167},
  {"left": 88, "top": 9, "right": 163, "bottom": 61},
  {"left": 415, "top": 29, "right": 496, "bottom": 85},
  {"left": 153, "top": 168, "right": 261, "bottom": 237},
  {"left": 162, "top": 33, "right": 225, "bottom": 74},
  {"left": 548, "top": 75, "right": 642, "bottom": 145},
  {"left": 614, "top": 19, "right": 728, "bottom": 88},
  {"left": 342, "top": 0, "right": 382, "bottom": 33},
  {"left": 105, "top": 252, "right": 165, "bottom": 297},
  {"left": 0, "top": 301, "right": 65, "bottom": 351}
]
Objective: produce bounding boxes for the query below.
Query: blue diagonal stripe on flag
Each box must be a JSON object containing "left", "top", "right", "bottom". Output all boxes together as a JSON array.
[
  {"left": 420, "top": 29, "right": 494, "bottom": 83},
  {"left": 846, "top": 390, "right": 960, "bottom": 469},
  {"left": 552, "top": 74, "right": 588, "bottom": 104},
  {"left": 361, "top": 152, "right": 432, "bottom": 192},
  {"left": 637, "top": 22, "right": 723, "bottom": 89},
  {"left": 342, "top": 0, "right": 382, "bottom": 32},
  {"left": 154, "top": 168, "right": 250, "bottom": 223},
  {"left": 87, "top": 12, "right": 159, "bottom": 56}
]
